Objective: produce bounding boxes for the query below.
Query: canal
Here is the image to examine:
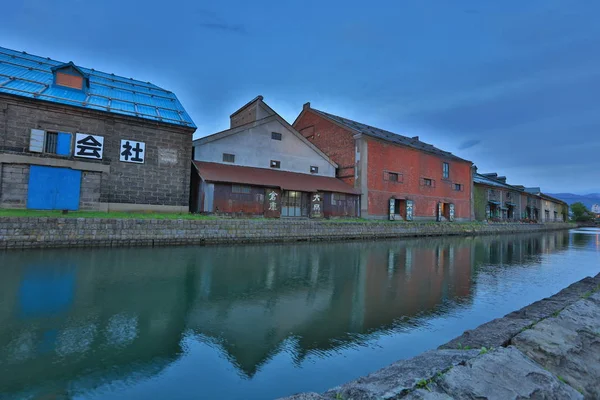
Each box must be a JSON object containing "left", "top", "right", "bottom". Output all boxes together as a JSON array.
[{"left": 0, "top": 228, "right": 598, "bottom": 399}]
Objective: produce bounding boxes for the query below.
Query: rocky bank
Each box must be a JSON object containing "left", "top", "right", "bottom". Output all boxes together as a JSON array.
[{"left": 281, "top": 273, "right": 600, "bottom": 400}]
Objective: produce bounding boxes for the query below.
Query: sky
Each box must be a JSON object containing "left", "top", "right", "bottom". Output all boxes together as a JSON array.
[{"left": 2, "top": 0, "right": 599, "bottom": 194}]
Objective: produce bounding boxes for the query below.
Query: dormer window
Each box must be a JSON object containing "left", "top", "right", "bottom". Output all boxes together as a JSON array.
[
  {"left": 55, "top": 72, "right": 83, "bottom": 89},
  {"left": 52, "top": 62, "right": 88, "bottom": 91}
]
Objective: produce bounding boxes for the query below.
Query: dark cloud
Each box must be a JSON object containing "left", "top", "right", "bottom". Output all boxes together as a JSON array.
[{"left": 458, "top": 139, "right": 481, "bottom": 150}]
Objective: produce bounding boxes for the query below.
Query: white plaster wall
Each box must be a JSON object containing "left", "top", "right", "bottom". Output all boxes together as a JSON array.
[{"left": 194, "top": 120, "right": 336, "bottom": 177}]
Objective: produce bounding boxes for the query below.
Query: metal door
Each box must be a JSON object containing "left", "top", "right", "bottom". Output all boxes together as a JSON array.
[{"left": 27, "top": 166, "right": 81, "bottom": 210}]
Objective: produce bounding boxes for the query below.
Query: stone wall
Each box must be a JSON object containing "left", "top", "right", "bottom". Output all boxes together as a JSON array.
[
  {"left": 0, "top": 93, "right": 194, "bottom": 209},
  {"left": 0, "top": 164, "right": 29, "bottom": 208},
  {"left": 0, "top": 218, "right": 575, "bottom": 249}
]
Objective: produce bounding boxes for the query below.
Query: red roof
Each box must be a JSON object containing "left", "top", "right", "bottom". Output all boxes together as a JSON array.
[{"left": 193, "top": 161, "right": 360, "bottom": 195}]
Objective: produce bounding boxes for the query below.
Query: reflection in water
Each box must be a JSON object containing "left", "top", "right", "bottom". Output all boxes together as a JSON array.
[{"left": 0, "top": 230, "right": 597, "bottom": 399}]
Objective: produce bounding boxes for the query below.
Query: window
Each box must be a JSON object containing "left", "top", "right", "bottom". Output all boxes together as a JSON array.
[
  {"left": 310, "top": 166, "right": 318, "bottom": 174},
  {"left": 331, "top": 193, "right": 346, "bottom": 205},
  {"left": 44, "top": 132, "right": 58, "bottom": 154},
  {"left": 442, "top": 162, "right": 449, "bottom": 179},
  {"left": 232, "top": 185, "right": 251, "bottom": 194},
  {"left": 29, "top": 129, "right": 72, "bottom": 156},
  {"left": 384, "top": 171, "right": 403, "bottom": 183},
  {"left": 454, "top": 183, "right": 463, "bottom": 191},
  {"left": 271, "top": 132, "right": 282, "bottom": 141},
  {"left": 55, "top": 72, "right": 83, "bottom": 90},
  {"left": 222, "top": 153, "right": 235, "bottom": 163},
  {"left": 270, "top": 160, "right": 281, "bottom": 169},
  {"left": 424, "top": 178, "right": 433, "bottom": 187}
]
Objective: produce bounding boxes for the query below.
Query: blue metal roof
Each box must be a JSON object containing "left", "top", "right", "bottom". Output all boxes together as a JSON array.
[{"left": 0, "top": 47, "right": 196, "bottom": 129}]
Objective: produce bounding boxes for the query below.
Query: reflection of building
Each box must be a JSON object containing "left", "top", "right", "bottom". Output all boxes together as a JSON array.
[
  {"left": 0, "top": 232, "right": 572, "bottom": 395},
  {"left": 190, "top": 96, "right": 360, "bottom": 218}
]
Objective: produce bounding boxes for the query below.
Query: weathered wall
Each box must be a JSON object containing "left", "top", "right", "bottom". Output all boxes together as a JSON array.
[
  {"left": 293, "top": 109, "right": 357, "bottom": 185},
  {"left": 0, "top": 94, "right": 194, "bottom": 210},
  {"left": 194, "top": 117, "right": 336, "bottom": 177},
  {"left": 0, "top": 218, "right": 574, "bottom": 249},
  {"left": 0, "top": 164, "right": 29, "bottom": 208},
  {"left": 366, "top": 137, "right": 472, "bottom": 220}
]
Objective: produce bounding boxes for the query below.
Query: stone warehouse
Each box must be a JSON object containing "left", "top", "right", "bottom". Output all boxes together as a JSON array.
[
  {"left": 191, "top": 96, "right": 360, "bottom": 218},
  {"left": 293, "top": 103, "right": 473, "bottom": 221},
  {"left": 0, "top": 47, "right": 196, "bottom": 212}
]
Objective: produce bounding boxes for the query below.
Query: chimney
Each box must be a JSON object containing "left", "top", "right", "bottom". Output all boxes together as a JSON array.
[
  {"left": 496, "top": 176, "right": 507, "bottom": 183},
  {"left": 412, "top": 136, "right": 419, "bottom": 141},
  {"left": 229, "top": 95, "right": 263, "bottom": 129},
  {"left": 303, "top": 102, "right": 311, "bottom": 110},
  {"left": 482, "top": 173, "right": 498, "bottom": 178}
]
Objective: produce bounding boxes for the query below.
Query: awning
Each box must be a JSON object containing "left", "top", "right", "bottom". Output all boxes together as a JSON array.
[
  {"left": 505, "top": 202, "right": 516, "bottom": 206},
  {"left": 488, "top": 200, "right": 501, "bottom": 205},
  {"left": 193, "top": 161, "right": 360, "bottom": 195}
]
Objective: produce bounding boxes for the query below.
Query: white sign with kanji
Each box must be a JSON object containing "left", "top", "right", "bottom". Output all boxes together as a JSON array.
[
  {"left": 75, "top": 133, "right": 104, "bottom": 160},
  {"left": 120, "top": 139, "right": 145, "bottom": 163}
]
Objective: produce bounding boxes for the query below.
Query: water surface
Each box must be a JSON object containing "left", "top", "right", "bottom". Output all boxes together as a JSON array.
[{"left": 0, "top": 228, "right": 598, "bottom": 399}]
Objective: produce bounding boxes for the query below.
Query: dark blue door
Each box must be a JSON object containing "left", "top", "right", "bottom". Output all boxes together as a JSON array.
[{"left": 27, "top": 166, "right": 81, "bottom": 210}]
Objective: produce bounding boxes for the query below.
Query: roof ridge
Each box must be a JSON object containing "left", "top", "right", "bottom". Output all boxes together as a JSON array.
[
  {"left": 0, "top": 47, "right": 169, "bottom": 94},
  {"left": 311, "top": 107, "right": 467, "bottom": 162}
]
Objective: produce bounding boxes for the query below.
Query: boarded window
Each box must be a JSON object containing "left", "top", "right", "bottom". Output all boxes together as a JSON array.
[
  {"left": 232, "top": 185, "right": 251, "bottom": 194},
  {"left": 271, "top": 132, "right": 282, "bottom": 141},
  {"left": 270, "top": 160, "right": 281, "bottom": 169},
  {"left": 55, "top": 72, "right": 83, "bottom": 89},
  {"left": 442, "top": 162, "right": 449, "bottom": 179},
  {"left": 223, "top": 153, "right": 235, "bottom": 163},
  {"left": 310, "top": 166, "right": 318, "bottom": 174}
]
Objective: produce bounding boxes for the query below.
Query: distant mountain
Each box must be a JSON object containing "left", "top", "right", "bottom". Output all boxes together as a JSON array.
[{"left": 547, "top": 193, "right": 600, "bottom": 209}]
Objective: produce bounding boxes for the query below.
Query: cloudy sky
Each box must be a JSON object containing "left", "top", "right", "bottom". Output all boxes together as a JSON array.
[{"left": 3, "top": 0, "right": 599, "bottom": 194}]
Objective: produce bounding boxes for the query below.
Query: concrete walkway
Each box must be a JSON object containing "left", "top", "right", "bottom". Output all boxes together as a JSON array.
[{"left": 281, "top": 273, "right": 600, "bottom": 400}]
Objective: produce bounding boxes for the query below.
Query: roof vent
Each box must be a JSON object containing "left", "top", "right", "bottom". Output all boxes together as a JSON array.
[{"left": 412, "top": 136, "right": 419, "bottom": 140}]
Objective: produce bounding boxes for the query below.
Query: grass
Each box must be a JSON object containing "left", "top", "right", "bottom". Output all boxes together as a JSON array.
[
  {"left": 557, "top": 375, "right": 567, "bottom": 384},
  {"left": 415, "top": 378, "right": 432, "bottom": 392},
  {"left": 0, "top": 209, "right": 218, "bottom": 220}
]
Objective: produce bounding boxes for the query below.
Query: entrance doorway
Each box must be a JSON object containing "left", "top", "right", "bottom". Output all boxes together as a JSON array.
[{"left": 281, "top": 191, "right": 310, "bottom": 217}]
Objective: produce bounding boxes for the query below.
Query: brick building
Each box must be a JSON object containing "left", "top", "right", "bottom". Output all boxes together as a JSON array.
[
  {"left": 191, "top": 96, "right": 359, "bottom": 218},
  {"left": 293, "top": 103, "right": 473, "bottom": 221},
  {"left": 0, "top": 47, "right": 195, "bottom": 212}
]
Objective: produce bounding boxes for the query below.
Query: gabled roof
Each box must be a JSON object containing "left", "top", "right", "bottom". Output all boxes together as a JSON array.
[
  {"left": 194, "top": 97, "right": 338, "bottom": 168},
  {"left": 193, "top": 161, "right": 360, "bottom": 195},
  {"left": 299, "top": 105, "right": 471, "bottom": 163},
  {"left": 0, "top": 46, "right": 195, "bottom": 129},
  {"left": 474, "top": 173, "right": 524, "bottom": 191}
]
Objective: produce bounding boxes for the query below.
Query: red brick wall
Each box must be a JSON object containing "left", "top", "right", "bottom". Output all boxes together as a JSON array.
[
  {"left": 366, "top": 138, "right": 472, "bottom": 219},
  {"left": 293, "top": 110, "right": 356, "bottom": 186}
]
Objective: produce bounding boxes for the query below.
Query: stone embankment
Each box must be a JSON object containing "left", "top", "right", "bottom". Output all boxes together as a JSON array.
[
  {"left": 282, "top": 273, "right": 600, "bottom": 400},
  {"left": 0, "top": 217, "right": 574, "bottom": 249}
]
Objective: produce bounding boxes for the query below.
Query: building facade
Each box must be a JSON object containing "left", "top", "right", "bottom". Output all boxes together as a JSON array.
[
  {"left": 522, "top": 188, "right": 568, "bottom": 222},
  {"left": 293, "top": 103, "right": 473, "bottom": 221},
  {"left": 473, "top": 172, "right": 524, "bottom": 221},
  {"left": 191, "top": 96, "right": 359, "bottom": 218},
  {"left": 0, "top": 47, "right": 195, "bottom": 212}
]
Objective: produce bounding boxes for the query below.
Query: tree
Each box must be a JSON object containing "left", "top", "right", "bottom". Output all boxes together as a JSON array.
[{"left": 571, "top": 202, "right": 592, "bottom": 221}]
